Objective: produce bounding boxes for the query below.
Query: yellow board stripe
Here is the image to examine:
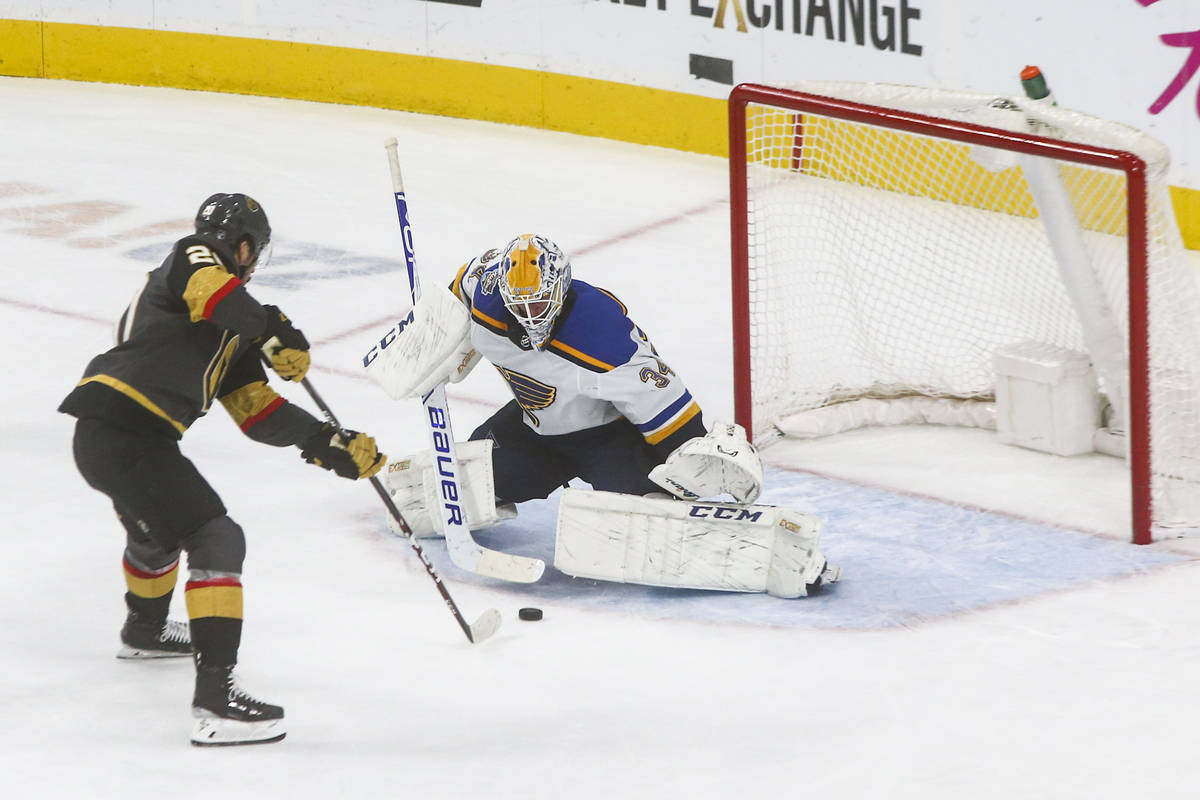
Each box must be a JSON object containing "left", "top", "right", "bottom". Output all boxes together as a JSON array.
[
  {"left": 645, "top": 401, "right": 701, "bottom": 445},
  {"left": 77, "top": 374, "right": 187, "bottom": 434},
  {"left": 185, "top": 583, "right": 244, "bottom": 620},
  {"left": 3, "top": 21, "right": 725, "bottom": 154},
  {"left": 1, "top": 20, "right": 1195, "bottom": 248}
]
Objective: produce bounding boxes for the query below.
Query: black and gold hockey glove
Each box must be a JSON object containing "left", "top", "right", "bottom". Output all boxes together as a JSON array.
[
  {"left": 260, "top": 305, "right": 311, "bottom": 382},
  {"left": 300, "top": 423, "right": 386, "bottom": 480}
]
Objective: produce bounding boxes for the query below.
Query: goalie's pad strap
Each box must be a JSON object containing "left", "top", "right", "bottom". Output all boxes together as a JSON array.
[
  {"left": 554, "top": 489, "right": 824, "bottom": 598},
  {"left": 382, "top": 440, "right": 514, "bottom": 537}
]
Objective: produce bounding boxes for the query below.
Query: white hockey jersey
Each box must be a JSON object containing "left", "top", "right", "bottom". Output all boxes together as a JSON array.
[{"left": 451, "top": 250, "right": 702, "bottom": 451}]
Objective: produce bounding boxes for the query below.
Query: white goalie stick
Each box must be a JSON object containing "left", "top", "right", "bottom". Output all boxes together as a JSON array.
[
  {"left": 383, "top": 138, "right": 546, "bottom": 584},
  {"left": 294, "top": 373, "right": 500, "bottom": 644}
]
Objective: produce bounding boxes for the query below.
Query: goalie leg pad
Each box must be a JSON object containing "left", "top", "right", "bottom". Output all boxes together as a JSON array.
[
  {"left": 553, "top": 489, "right": 829, "bottom": 598},
  {"left": 382, "top": 440, "right": 516, "bottom": 538}
]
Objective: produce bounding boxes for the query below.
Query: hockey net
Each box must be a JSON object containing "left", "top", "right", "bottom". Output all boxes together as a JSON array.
[{"left": 729, "top": 81, "right": 1200, "bottom": 544}]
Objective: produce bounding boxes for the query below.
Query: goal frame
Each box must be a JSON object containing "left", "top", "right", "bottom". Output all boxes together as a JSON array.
[{"left": 728, "top": 82, "right": 1154, "bottom": 544}]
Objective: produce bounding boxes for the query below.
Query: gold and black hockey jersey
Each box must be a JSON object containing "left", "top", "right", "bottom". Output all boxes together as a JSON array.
[{"left": 59, "top": 233, "right": 321, "bottom": 447}]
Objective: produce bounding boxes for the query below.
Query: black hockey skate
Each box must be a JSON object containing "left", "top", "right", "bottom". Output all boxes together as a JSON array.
[
  {"left": 191, "top": 664, "right": 286, "bottom": 747},
  {"left": 117, "top": 614, "right": 192, "bottom": 659}
]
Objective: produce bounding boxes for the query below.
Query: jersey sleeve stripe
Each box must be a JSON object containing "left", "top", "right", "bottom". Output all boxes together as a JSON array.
[
  {"left": 183, "top": 265, "right": 242, "bottom": 322},
  {"left": 218, "top": 381, "right": 286, "bottom": 432},
  {"left": 471, "top": 306, "right": 509, "bottom": 336},
  {"left": 548, "top": 339, "right": 617, "bottom": 373},
  {"left": 638, "top": 391, "right": 695, "bottom": 434},
  {"left": 239, "top": 396, "right": 286, "bottom": 432},
  {"left": 76, "top": 374, "right": 187, "bottom": 434},
  {"left": 643, "top": 400, "right": 701, "bottom": 445}
]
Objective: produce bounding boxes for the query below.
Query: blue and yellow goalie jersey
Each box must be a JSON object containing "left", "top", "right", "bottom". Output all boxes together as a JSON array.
[{"left": 451, "top": 248, "right": 703, "bottom": 457}]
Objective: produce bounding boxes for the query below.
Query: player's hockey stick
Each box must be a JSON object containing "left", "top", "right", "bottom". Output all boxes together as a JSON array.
[
  {"left": 383, "top": 137, "right": 546, "bottom": 584},
  {"left": 296, "top": 373, "right": 501, "bottom": 644}
]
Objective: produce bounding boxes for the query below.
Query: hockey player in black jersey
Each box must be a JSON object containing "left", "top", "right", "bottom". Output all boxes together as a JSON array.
[{"left": 60, "top": 193, "right": 386, "bottom": 746}]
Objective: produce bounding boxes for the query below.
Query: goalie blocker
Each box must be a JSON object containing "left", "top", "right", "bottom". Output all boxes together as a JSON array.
[{"left": 555, "top": 489, "right": 838, "bottom": 598}]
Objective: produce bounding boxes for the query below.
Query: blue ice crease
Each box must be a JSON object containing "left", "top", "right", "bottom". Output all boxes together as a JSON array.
[{"left": 384, "top": 468, "right": 1191, "bottom": 630}]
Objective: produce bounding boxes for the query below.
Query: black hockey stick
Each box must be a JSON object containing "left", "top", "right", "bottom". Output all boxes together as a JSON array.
[{"left": 295, "top": 373, "right": 501, "bottom": 644}]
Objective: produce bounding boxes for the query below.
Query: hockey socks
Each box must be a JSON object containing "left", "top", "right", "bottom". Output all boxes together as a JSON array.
[
  {"left": 186, "top": 574, "right": 285, "bottom": 746},
  {"left": 185, "top": 574, "right": 243, "bottom": 666},
  {"left": 118, "top": 557, "right": 191, "bottom": 659}
]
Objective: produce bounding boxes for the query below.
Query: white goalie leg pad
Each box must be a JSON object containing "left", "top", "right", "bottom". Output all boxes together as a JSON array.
[
  {"left": 362, "top": 284, "right": 478, "bottom": 401},
  {"left": 382, "top": 439, "right": 515, "bottom": 538},
  {"left": 554, "top": 489, "right": 828, "bottom": 598}
]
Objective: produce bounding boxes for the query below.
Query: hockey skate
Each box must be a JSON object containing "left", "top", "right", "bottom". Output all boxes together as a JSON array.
[
  {"left": 806, "top": 560, "right": 843, "bottom": 596},
  {"left": 117, "top": 614, "right": 192, "bottom": 659},
  {"left": 191, "top": 664, "right": 286, "bottom": 747}
]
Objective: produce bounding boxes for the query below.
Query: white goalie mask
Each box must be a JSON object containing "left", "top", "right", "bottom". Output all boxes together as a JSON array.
[{"left": 498, "top": 233, "right": 572, "bottom": 350}]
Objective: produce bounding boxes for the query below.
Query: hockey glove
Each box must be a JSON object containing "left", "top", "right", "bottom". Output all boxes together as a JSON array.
[
  {"left": 301, "top": 423, "right": 386, "bottom": 480},
  {"left": 260, "top": 305, "right": 311, "bottom": 382},
  {"left": 648, "top": 421, "right": 764, "bottom": 504}
]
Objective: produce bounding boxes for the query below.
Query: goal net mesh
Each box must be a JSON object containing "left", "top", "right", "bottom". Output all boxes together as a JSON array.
[{"left": 738, "top": 81, "right": 1200, "bottom": 534}]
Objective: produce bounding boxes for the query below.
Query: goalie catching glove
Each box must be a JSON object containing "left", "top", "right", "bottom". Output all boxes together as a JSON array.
[
  {"left": 649, "top": 421, "right": 763, "bottom": 504},
  {"left": 300, "top": 422, "right": 386, "bottom": 480},
  {"left": 363, "top": 284, "right": 480, "bottom": 400},
  {"left": 260, "top": 305, "right": 311, "bottom": 382}
]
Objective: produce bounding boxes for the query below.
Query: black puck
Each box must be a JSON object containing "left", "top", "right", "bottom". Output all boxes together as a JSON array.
[{"left": 518, "top": 607, "right": 543, "bottom": 621}]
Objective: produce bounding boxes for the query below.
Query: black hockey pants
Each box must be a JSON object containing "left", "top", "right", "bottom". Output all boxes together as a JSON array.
[
  {"left": 469, "top": 400, "right": 664, "bottom": 503},
  {"left": 71, "top": 417, "right": 230, "bottom": 565}
]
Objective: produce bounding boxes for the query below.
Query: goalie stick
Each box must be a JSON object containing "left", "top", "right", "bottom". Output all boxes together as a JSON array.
[
  {"left": 383, "top": 138, "right": 546, "bottom": 584},
  {"left": 295, "top": 373, "right": 501, "bottom": 644}
]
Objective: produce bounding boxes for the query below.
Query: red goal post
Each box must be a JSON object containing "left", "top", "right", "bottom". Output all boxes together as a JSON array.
[{"left": 728, "top": 81, "right": 1200, "bottom": 545}]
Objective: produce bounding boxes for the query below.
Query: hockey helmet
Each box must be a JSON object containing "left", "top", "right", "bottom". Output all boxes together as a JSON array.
[
  {"left": 195, "top": 192, "right": 272, "bottom": 274},
  {"left": 498, "top": 233, "right": 572, "bottom": 350}
]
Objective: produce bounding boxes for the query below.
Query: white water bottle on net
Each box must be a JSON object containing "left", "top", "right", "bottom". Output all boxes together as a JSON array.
[{"left": 728, "top": 74, "right": 1200, "bottom": 544}]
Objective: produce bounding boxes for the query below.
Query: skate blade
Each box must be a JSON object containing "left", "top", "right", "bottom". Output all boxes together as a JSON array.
[
  {"left": 191, "top": 716, "right": 286, "bottom": 747},
  {"left": 820, "top": 563, "right": 842, "bottom": 584},
  {"left": 802, "top": 562, "right": 843, "bottom": 597},
  {"left": 116, "top": 644, "right": 191, "bottom": 659}
]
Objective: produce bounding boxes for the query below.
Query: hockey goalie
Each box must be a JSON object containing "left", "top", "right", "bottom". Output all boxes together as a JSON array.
[{"left": 364, "top": 233, "right": 840, "bottom": 597}]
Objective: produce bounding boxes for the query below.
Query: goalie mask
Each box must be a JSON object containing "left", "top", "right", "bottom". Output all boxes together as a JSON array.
[
  {"left": 195, "top": 192, "right": 272, "bottom": 278},
  {"left": 498, "top": 233, "right": 572, "bottom": 350}
]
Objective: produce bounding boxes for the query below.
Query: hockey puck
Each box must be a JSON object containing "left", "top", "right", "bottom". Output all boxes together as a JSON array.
[{"left": 518, "top": 607, "right": 543, "bottom": 621}]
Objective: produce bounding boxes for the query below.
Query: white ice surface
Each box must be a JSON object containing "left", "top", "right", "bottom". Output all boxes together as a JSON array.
[{"left": 3, "top": 77, "right": 1200, "bottom": 799}]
